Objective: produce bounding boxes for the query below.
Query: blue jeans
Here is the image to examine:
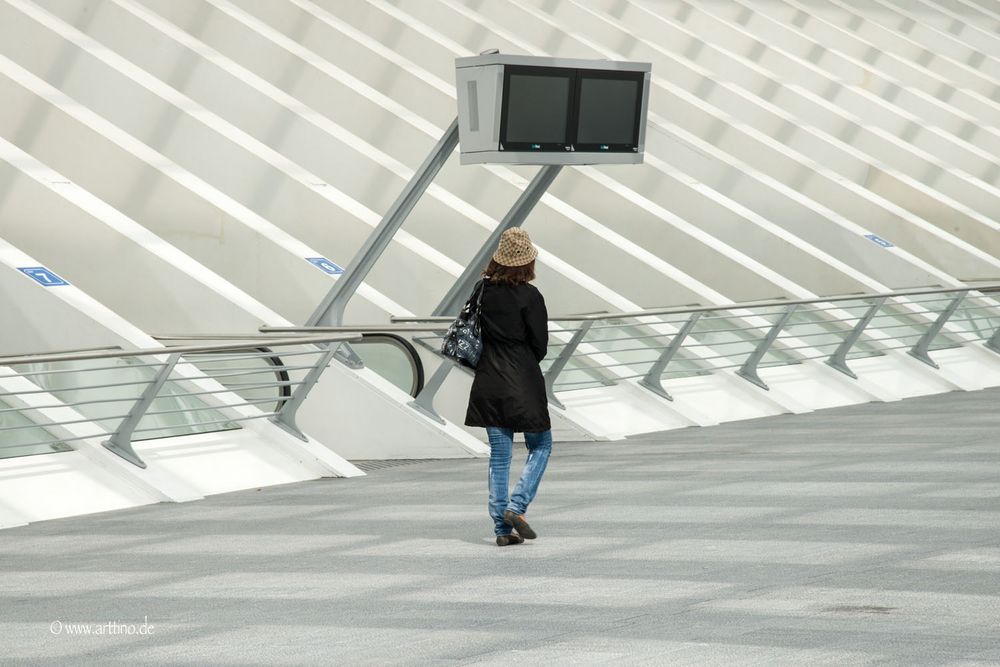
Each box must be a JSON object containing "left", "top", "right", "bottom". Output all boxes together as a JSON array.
[{"left": 486, "top": 427, "right": 552, "bottom": 537}]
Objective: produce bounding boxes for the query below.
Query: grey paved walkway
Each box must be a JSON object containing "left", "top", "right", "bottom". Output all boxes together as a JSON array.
[{"left": 4, "top": 390, "right": 1000, "bottom": 665}]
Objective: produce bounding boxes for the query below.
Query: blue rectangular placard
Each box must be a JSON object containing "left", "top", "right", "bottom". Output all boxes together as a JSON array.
[
  {"left": 864, "top": 234, "right": 894, "bottom": 248},
  {"left": 18, "top": 266, "right": 69, "bottom": 287},
  {"left": 306, "top": 257, "right": 344, "bottom": 275}
]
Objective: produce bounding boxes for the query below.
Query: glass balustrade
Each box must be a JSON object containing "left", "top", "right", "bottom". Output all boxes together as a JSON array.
[
  {"left": 538, "top": 288, "right": 1000, "bottom": 397},
  {"left": 0, "top": 335, "right": 357, "bottom": 466},
  {"left": 9, "top": 357, "right": 239, "bottom": 442},
  {"left": 340, "top": 287, "right": 1000, "bottom": 422},
  {"left": 684, "top": 308, "right": 801, "bottom": 369},
  {"left": 184, "top": 348, "right": 292, "bottom": 414},
  {"left": 757, "top": 300, "right": 887, "bottom": 368},
  {"left": 930, "top": 295, "right": 1000, "bottom": 349},
  {"left": 0, "top": 398, "right": 72, "bottom": 459}
]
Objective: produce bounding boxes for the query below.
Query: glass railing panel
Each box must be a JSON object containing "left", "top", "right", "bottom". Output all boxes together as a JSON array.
[
  {"left": 654, "top": 348, "right": 714, "bottom": 380},
  {"left": 185, "top": 348, "right": 290, "bottom": 413},
  {"left": 928, "top": 294, "right": 1000, "bottom": 349},
  {"left": 861, "top": 293, "right": 964, "bottom": 356},
  {"left": 757, "top": 300, "right": 886, "bottom": 368},
  {"left": 541, "top": 333, "right": 618, "bottom": 392},
  {"left": 545, "top": 317, "right": 717, "bottom": 390},
  {"left": 907, "top": 292, "right": 973, "bottom": 352},
  {"left": 547, "top": 364, "right": 611, "bottom": 392},
  {"left": 575, "top": 319, "right": 677, "bottom": 367},
  {"left": 951, "top": 298, "right": 1000, "bottom": 342},
  {"left": 352, "top": 336, "right": 423, "bottom": 397},
  {"left": 685, "top": 308, "right": 801, "bottom": 370},
  {"left": 0, "top": 398, "right": 72, "bottom": 459},
  {"left": 617, "top": 317, "right": 718, "bottom": 381},
  {"left": 10, "top": 357, "right": 240, "bottom": 441}
]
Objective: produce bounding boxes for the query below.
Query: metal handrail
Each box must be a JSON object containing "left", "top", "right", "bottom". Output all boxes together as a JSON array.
[
  {"left": 0, "top": 335, "right": 359, "bottom": 468},
  {"left": 2, "top": 345, "right": 124, "bottom": 358},
  {"left": 0, "top": 335, "right": 357, "bottom": 366},
  {"left": 208, "top": 284, "right": 1000, "bottom": 424},
  {"left": 390, "top": 283, "right": 1000, "bottom": 324},
  {"left": 259, "top": 325, "right": 451, "bottom": 333}
]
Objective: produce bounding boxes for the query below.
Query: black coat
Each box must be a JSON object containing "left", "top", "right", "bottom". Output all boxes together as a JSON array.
[{"left": 465, "top": 280, "right": 551, "bottom": 432}]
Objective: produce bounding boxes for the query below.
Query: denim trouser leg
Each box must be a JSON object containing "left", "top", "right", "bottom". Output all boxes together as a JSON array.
[
  {"left": 486, "top": 427, "right": 514, "bottom": 536},
  {"left": 508, "top": 430, "right": 553, "bottom": 516}
]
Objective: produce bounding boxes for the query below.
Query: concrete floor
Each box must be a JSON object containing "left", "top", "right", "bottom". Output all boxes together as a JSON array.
[{"left": 4, "top": 389, "right": 1000, "bottom": 665}]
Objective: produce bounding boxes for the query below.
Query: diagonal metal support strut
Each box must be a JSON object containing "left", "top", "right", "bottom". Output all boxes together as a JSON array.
[
  {"left": 434, "top": 164, "right": 563, "bottom": 317},
  {"left": 308, "top": 118, "right": 460, "bottom": 328}
]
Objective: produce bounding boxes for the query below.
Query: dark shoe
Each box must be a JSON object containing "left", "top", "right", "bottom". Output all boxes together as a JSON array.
[
  {"left": 503, "top": 510, "right": 537, "bottom": 539},
  {"left": 496, "top": 534, "right": 524, "bottom": 547}
]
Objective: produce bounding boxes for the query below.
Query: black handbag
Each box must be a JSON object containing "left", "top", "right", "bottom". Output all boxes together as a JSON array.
[{"left": 441, "top": 280, "right": 484, "bottom": 369}]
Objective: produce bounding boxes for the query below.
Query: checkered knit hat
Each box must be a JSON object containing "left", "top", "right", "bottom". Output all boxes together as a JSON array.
[{"left": 492, "top": 228, "right": 538, "bottom": 267}]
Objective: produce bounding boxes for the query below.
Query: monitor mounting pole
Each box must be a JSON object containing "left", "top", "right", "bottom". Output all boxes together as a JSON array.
[
  {"left": 408, "top": 161, "right": 563, "bottom": 425},
  {"left": 433, "top": 163, "right": 562, "bottom": 316},
  {"left": 308, "top": 114, "right": 564, "bottom": 323},
  {"left": 307, "top": 118, "right": 460, "bottom": 328}
]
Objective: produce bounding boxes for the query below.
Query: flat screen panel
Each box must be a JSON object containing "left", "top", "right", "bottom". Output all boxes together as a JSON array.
[
  {"left": 575, "top": 73, "right": 643, "bottom": 151},
  {"left": 500, "top": 67, "right": 573, "bottom": 151}
]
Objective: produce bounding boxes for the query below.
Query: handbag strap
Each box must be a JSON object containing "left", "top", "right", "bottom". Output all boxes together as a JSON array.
[
  {"left": 463, "top": 279, "right": 485, "bottom": 319},
  {"left": 473, "top": 279, "right": 485, "bottom": 315}
]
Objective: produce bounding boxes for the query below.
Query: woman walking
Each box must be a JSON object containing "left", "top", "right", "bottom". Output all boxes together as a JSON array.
[{"left": 465, "top": 228, "right": 553, "bottom": 547}]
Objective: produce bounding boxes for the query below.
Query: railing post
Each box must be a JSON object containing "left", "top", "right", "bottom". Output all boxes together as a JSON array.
[
  {"left": 270, "top": 343, "right": 341, "bottom": 440},
  {"left": 544, "top": 321, "right": 594, "bottom": 410},
  {"left": 736, "top": 305, "right": 798, "bottom": 391},
  {"left": 407, "top": 359, "right": 454, "bottom": 424},
  {"left": 638, "top": 312, "right": 702, "bottom": 401},
  {"left": 103, "top": 353, "right": 181, "bottom": 468},
  {"left": 826, "top": 297, "right": 886, "bottom": 379},
  {"left": 985, "top": 326, "right": 1000, "bottom": 355},
  {"left": 908, "top": 292, "right": 965, "bottom": 368},
  {"left": 434, "top": 164, "right": 563, "bottom": 316}
]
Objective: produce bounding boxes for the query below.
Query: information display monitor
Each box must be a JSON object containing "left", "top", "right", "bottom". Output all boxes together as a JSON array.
[{"left": 456, "top": 54, "right": 651, "bottom": 165}]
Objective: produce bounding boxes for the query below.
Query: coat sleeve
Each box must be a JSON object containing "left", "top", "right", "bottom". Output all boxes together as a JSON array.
[{"left": 524, "top": 287, "right": 549, "bottom": 362}]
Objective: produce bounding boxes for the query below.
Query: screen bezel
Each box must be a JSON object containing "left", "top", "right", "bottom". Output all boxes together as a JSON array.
[{"left": 498, "top": 65, "right": 577, "bottom": 152}]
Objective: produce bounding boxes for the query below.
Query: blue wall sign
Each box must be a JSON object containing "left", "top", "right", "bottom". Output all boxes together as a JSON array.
[
  {"left": 864, "top": 234, "right": 894, "bottom": 248},
  {"left": 18, "top": 266, "right": 69, "bottom": 286},
  {"left": 306, "top": 257, "right": 344, "bottom": 275}
]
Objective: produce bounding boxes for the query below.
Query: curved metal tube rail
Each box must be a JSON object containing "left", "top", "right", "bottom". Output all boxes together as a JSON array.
[{"left": 157, "top": 331, "right": 429, "bottom": 398}]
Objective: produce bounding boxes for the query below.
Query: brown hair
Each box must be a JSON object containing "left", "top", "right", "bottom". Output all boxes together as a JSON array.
[{"left": 482, "top": 259, "right": 535, "bottom": 285}]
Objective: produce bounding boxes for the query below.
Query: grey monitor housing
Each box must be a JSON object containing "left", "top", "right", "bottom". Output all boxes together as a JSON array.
[{"left": 456, "top": 54, "right": 652, "bottom": 166}]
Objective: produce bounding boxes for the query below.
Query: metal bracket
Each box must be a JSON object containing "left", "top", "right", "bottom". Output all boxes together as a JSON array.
[
  {"left": 270, "top": 343, "right": 341, "bottom": 440},
  {"left": 736, "top": 305, "right": 798, "bottom": 391},
  {"left": 638, "top": 312, "right": 702, "bottom": 401},
  {"left": 103, "top": 353, "right": 180, "bottom": 468},
  {"left": 407, "top": 359, "right": 453, "bottom": 424},
  {"left": 826, "top": 297, "right": 886, "bottom": 379},
  {"left": 333, "top": 343, "right": 365, "bottom": 369},
  {"left": 908, "top": 293, "right": 965, "bottom": 369}
]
